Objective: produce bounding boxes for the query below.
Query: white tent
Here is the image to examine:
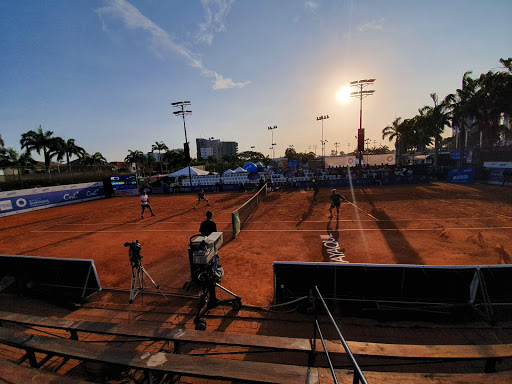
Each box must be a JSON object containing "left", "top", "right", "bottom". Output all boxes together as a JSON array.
[
  {"left": 222, "top": 169, "right": 235, "bottom": 176},
  {"left": 168, "top": 166, "right": 211, "bottom": 177},
  {"left": 234, "top": 166, "right": 247, "bottom": 173}
]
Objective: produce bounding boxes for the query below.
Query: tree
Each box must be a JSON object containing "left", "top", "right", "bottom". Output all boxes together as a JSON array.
[
  {"left": 61, "top": 138, "right": 85, "bottom": 171},
  {"left": 284, "top": 147, "right": 298, "bottom": 161},
  {"left": 238, "top": 151, "right": 265, "bottom": 163},
  {"left": 152, "top": 141, "right": 168, "bottom": 174},
  {"left": 449, "top": 71, "right": 477, "bottom": 165},
  {"left": 420, "top": 93, "right": 452, "bottom": 167},
  {"left": 20, "top": 125, "right": 60, "bottom": 173},
  {"left": 163, "top": 149, "right": 187, "bottom": 171},
  {"left": 81, "top": 152, "right": 108, "bottom": 171},
  {"left": 124, "top": 150, "right": 146, "bottom": 173},
  {"left": 382, "top": 117, "right": 403, "bottom": 158}
]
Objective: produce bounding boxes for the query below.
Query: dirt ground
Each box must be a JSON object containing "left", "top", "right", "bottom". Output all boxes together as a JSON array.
[{"left": 1, "top": 182, "right": 511, "bottom": 307}]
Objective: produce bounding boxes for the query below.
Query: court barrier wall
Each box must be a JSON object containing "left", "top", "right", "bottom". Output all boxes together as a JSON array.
[
  {"left": 273, "top": 262, "right": 512, "bottom": 310},
  {"left": 0, "top": 182, "right": 104, "bottom": 217},
  {"left": 0, "top": 254, "right": 101, "bottom": 304},
  {"left": 483, "top": 162, "right": 512, "bottom": 186},
  {"left": 157, "top": 174, "right": 430, "bottom": 194}
]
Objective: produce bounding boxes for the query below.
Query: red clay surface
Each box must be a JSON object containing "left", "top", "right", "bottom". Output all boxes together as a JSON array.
[{"left": 1, "top": 182, "right": 511, "bottom": 307}]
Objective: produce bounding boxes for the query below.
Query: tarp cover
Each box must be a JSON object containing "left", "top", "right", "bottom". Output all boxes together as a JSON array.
[{"left": 168, "top": 166, "right": 211, "bottom": 177}]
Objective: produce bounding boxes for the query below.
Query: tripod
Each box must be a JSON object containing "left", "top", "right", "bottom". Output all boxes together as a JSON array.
[
  {"left": 194, "top": 264, "right": 242, "bottom": 331},
  {"left": 128, "top": 258, "right": 169, "bottom": 323}
]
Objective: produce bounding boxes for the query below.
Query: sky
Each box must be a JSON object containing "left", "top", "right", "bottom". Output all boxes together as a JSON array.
[{"left": 1, "top": 0, "right": 511, "bottom": 163}]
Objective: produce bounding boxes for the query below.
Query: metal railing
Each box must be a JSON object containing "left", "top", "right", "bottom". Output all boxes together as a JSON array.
[{"left": 312, "top": 286, "right": 368, "bottom": 384}]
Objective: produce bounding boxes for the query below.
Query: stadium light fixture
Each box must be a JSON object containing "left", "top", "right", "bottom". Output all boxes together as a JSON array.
[
  {"left": 268, "top": 125, "right": 278, "bottom": 163},
  {"left": 316, "top": 115, "right": 329, "bottom": 168},
  {"left": 172, "top": 101, "right": 193, "bottom": 185},
  {"left": 350, "top": 79, "right": 376, "bottom": 167}
]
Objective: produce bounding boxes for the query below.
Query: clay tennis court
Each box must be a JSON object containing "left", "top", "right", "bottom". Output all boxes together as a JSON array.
[{"left": 1, "top": 182, "right": 511, "bottom": 307}]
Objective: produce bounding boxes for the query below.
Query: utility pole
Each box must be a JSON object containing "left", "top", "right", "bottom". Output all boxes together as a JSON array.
[
  {"left": 171, "top": 101, "right": 193, "bottom": 186},
  {"left": 350, "top": 79, "right": 375, "bottom": 167}
]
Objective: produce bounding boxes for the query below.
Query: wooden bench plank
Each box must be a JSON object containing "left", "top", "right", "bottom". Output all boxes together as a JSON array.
[
  {"left": 0, "top": 358, "right": 94, "bottom": 384},
  {"left": 0, "top": 328, "right": 319, "bottom": 384},
  {"left": 318, "top": 368, "right": 512, "bottom": 384},
  {"left": 2, "top": 310, "right": 512, "bottom": 360}
]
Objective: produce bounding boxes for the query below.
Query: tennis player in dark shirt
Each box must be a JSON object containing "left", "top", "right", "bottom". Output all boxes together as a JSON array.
[
  {"left": 199, "top": 211, "right": 217, "bottom": 236},
  {"left": 329, "top": 189, "right": 345, "bottom": 218}
]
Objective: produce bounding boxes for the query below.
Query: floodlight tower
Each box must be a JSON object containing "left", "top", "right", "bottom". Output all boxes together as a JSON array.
[
  {"left": 350, "top": 79, "right": 375, "bottom": 166},
  {"left": 316, "top": 115, "right": 329, "bottom": 168},
  {"left": 268, "top": 125, "right": 277, "bottom": 163},
  {"left": 172, "top": 101, "right": 192, "bottom": 186},
  {"left": 333, "top": 142, "right": 340, "bottom": 156}
]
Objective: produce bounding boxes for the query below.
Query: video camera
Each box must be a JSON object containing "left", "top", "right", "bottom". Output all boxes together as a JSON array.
[
  {"left": 188, "top": 232, "right": 223, "bottom": 283},
  {"left": 124, "top": 240, "right": 142, "bottom": 265}
]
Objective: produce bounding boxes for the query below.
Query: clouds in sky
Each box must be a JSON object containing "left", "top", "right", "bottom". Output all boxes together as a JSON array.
[
  {"left": 196, "top": 0, "right": 234, "bottom": 45},
  {"left": 96, "top": 0, "right": 249, "bottom": 90},
  {"left": 358, "top": 17, "right": 385, "bottom": 32}
]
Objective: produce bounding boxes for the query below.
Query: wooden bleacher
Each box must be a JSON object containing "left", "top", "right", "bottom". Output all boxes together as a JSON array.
[
  {"left": 1, "top": 310, "right": 511, "bottom": 362},
  {"left": 0, "top": 327, "right": 318, "bottom": 384},
  {"left": 1, "top": 310, "right": 512, "bottom": 383}
]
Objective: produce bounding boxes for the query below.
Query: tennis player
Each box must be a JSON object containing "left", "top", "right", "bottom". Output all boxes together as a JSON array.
[
  {"left": 194, "top": 189, "right": 210, "bottom": 209},
  {"left": 140, "top": 190, "right": 156, "bottom": 219},
  {"left": 329, "top": 189, "right": 344, "bottom": 218}
]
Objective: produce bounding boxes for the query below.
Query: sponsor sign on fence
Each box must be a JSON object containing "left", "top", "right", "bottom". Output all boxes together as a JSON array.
[
  {"left": 0, "top": 182, "right": 104, "bottom": 217},
  {"left": 447, "top": 168, "right": 475, "bottom": 184}
]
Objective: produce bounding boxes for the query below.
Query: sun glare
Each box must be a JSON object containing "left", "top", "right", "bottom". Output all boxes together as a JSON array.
[{"left": 336, "top": 87, "right": 351, "bottom": 104}]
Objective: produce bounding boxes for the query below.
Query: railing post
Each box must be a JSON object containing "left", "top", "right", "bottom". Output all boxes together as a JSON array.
[{"left": 310, "top": 289, "right": 317, "bottom": 367}]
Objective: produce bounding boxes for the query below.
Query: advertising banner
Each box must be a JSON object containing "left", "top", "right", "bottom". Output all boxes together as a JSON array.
[
  {"left": 0, "top": 182, "right": 104, "bottom": 217},
  {"left": 447, "top": 168, "right": 475, "bottom": 184}
]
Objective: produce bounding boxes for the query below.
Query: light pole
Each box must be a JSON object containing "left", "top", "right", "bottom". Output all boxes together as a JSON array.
[
  {"left": 172, "top": 101, "right": 193, "bottom": 186},
  {"left": 268, "top": 125, "right": 277, "bottom": 163},
  {"left": 334, "top": 142, "right": 340, "bottom": 156},
  {"left": 350, "top": 79, "right": 375, "bottom": 167},
  {"left": 312, "top": 144, "right": 318, "bottom": 156},
  {"left": 365, "top": 138, "right": 371, "bottom": 166},
  {"left": 316, "top": 115, "right": 329, "bottom": 168}
]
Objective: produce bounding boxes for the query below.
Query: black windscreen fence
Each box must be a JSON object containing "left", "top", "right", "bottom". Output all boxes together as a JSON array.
[
  {"left": 273, "top": 262, "right": 512, "bottom": 307},
  {"left": 0, "top": 254, "right": 101, "bottom": 304}
]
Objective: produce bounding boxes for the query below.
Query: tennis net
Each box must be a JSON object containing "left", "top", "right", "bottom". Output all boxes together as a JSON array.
[{"left": 231, "top": 184, "right": 268, "bottom": 238}]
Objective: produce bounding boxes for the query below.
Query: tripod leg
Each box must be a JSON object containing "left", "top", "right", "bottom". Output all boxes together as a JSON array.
[{"left": 141, "top": 266, "right": 170, "bottom": 302}]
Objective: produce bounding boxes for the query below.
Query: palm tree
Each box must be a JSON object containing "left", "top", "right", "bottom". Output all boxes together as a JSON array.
[
  {"left": 420, "top": 93, "right": 452, "bottom": 167},
  {"left": 151, "top": 141, "right": 168, "bottom": 174},
  {"left": 125, "top": 150, "right": 146, "bottom": 174},
  {"left": 61, "top": 138, "right": 86, "bottom": 172},
  {"left": 81, "top": 152, "right": 108, "bottom": 172},
  {"left": 382, "top": 117, "right": 403, "bottom": 158},
  {"left": 449, "top": 71, "right": 477, "bottom": 165},
  {"left": 20, "top": 125, "right": 60, "bottom": 173}
]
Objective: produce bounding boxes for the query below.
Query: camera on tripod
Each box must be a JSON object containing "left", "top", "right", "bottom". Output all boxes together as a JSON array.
[{"left": 124, "top": 240, "right": 142, "bottom": 266}]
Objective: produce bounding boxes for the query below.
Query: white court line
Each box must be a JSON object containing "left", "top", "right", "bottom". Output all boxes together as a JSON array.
[
  {"left": 345, "top": 200, "right": 379, "bottom": 221},
  {"left": 240, "top": 227, "right": 512, "bottom": 232},
  {"left": 33, "top": 226, "right": 512, "bottom": 233},
  {"left": 249, "top": 217, "right": 507, "bottom": 222}
]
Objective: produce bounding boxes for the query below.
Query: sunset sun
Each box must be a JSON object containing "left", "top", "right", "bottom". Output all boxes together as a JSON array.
[{"left": 336, "top": 87, "right": 351, "bottom": 104}]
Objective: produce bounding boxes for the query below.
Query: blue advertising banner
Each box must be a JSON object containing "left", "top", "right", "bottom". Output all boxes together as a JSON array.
[
  {"left": 447, "top": 168, "right": 475, "bottom": 184},
  {"left": 0, "top": 182, "right": 104, "bottom": 217},
  {"left": 450, "top": 150, "right": 460, "bottom": 161},
  {"left": 288, "top": 160, "right": 299, "bottom": 169}
]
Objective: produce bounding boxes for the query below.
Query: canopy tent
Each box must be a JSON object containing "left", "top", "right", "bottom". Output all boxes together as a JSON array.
[
  {"left": 168, "top": 166, "right": 212, "bottom": 177},
  {"left": 234, "top": 166, "right": 247, "bottom": 173},
  {"left": 222, "top": 169, "right": 235, "bottom": 176}
]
